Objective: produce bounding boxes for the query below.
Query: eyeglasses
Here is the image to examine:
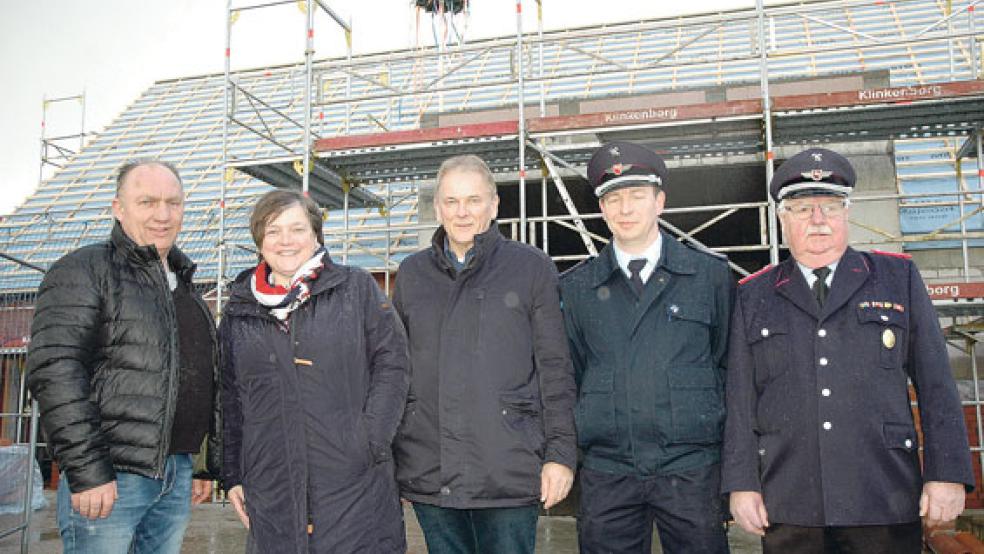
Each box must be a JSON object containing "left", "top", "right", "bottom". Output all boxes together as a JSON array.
[{"left": 778, "top": 199, "right": 849, "bottom": 220}]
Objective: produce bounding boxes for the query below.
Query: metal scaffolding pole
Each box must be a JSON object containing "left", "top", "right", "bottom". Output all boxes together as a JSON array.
[
  {"left": 219, "top": 0, "right": 233, "bottom": 314},
  {"left": 757, "top": 0, "right": 779, "bottom": 265},
  {"left": 516, "top": 0, "right": 528, "bottom": 244},
  {"left": 969, "top": 333, "right": 984, "bottom": 500},
  {"left": 302, "top": 0, "right": 316, "bottom": 196},
  {"left": 537, "top": 0, "right": 547, "bottom": 253},
  {"left": 385, "top": 182, "right": 392, "bottom": 294}
]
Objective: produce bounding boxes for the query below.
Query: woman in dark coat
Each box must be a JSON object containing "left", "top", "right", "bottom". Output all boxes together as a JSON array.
[{"left": 220, "top": 189, "right": 410, "bottom": 553}]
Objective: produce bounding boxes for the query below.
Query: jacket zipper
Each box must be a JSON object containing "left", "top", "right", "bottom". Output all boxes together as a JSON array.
[
  {"left": 287, "top": 313, "right": 314, "bottom": 541},
  {"left": 153, "top": 260, "right": 180, "bottom": 479}
]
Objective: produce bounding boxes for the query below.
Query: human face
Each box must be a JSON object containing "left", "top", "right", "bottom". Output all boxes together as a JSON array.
[
  {"left": 779, "top": 195, "right": 850, "bottom": 268},
  {"left": 598, "top": 185, "right": 665, "bottom": 254},
  {"left": 259, "top": 204, "right": 320, "bottom": 286},
  {"left": 111, "top": 163, "right": 184, "bottom": 263},
  {"left": 434, "top": 169, "right": 499, "bottom": 259}
]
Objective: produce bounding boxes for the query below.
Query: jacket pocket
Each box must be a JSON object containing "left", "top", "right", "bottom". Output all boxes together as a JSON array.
[
  {"left": 857, "top": 308, "right": 907, "bottom": 369},
  {"left": 667, "top": 300, "right": 711, "bottom": 325},
  {"left": 398, "top": 396, "right": 417, "bottom": 435},
  {"left": 575, "top": 366, "right": 618, "bottom": 450},
  {"left": 666, "top": 365, "right": 724, "bottom": 445},
  {"left": 746, "top": 312, "right": 791, "bottom": 385},
  {"left": 243, "top": 376, "right": 280, "bottom": 423},
  {"left": 500, "top": 393, "right": 545, "bottom": 458},
  {"left": 354, "top": 416, "right": 378, "bottom": 468},
  {"left": 882, "top": 421, "right": 918, "bottom": 453}
]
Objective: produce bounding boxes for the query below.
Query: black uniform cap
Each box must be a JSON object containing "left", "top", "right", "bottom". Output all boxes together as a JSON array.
[
  {"left": 770, "top": 148, "right": 856, "bottom": 202},
  {"left": 587, "top": 141, "right": 668, "bottom": 198}
]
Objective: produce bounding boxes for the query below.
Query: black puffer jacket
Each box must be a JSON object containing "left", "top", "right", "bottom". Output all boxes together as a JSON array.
[{"left": 27, "top": 222, "right": 221, "bottom": 492}]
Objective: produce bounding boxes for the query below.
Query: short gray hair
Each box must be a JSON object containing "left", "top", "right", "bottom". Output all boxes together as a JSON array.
[
  {"left": 115, "top": 158, "right": 182, "bottom": 196},
  {"left": 435, "top": 154, "right": 497, "bottom": 197}
]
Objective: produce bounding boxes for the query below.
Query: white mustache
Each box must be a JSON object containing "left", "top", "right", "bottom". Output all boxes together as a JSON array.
[{"left": 806, "top": 225, "right": 833, "bottom": 235}]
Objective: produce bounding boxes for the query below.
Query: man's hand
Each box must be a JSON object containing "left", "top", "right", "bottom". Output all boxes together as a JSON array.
[
  {"left": 730, "top": 491, "right": 769, "bottom": 536},
  {"left": 71, "top": 481, "right": 118, "bottom": 520},
  {"left": 920, "top": 481, "right": 965, "bottom": 527},
  {"left": 540, "top": 462, "right": 574, "bottom": 510},
  {"left": 192, "top": 479, "right": 212, "bottom": 505},
  {"left": 227, "top": 485, "right": 250, "bottom": 529}
]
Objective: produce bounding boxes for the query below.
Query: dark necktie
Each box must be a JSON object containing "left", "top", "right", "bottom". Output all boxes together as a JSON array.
[
  {"left": 627, "top": 259, "right": 647, "bottom": 297},
  {"left": 812, "top": 266, "right": 831, "bottom": 308}
]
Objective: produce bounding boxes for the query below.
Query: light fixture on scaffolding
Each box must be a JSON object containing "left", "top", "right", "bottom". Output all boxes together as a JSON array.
[{"left": 413, "top": 0, "right": 470, "bottom": 49}]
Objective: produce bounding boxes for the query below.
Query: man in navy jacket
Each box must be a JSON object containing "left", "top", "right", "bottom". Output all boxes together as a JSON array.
[
  {"left": 722, "top": 147, "right": 973, "bottom": 553},
  {"left": 561, "top": 141, "right": 735, "bottom": 553}
]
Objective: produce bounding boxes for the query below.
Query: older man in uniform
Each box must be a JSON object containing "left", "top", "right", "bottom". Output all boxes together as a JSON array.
[
  {"left": 722, "top": 147, "right": 973, "bottom": 553},
  {"left": 561, "top": 141, "right": 735, "bottom": 553}
]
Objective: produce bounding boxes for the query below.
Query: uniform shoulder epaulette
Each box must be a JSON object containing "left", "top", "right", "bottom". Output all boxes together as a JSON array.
[
  {"left": 738, "top": 264, "right": 775, "bottom": 285},
  {"left": 871, "top": 249, "right": 912, "bottom": 259},
  {"left": 560, "top": 256, "right": 595, "bottom": 279}
]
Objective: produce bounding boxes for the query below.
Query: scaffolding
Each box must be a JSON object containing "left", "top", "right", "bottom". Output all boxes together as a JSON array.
[
  {"left": 38, "top": 92, "right": 86, "bottom": 184},
  {"left": 215, "top": 0, "right": 983, "bottom": 292}
]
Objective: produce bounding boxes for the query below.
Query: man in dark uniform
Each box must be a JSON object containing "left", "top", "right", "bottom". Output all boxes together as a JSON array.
[
  {"left": 561, "top": 141, "right": 735, "bottom": 553},
  {"left": 722, "top": 147, "right": 974, "bottom": 553}
]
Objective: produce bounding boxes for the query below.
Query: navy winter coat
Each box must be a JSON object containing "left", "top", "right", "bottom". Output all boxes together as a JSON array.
[
  {"left": 560, "top": 236, "right": 735, "bottom": 476},
  {"left": 391, "top": 225, "right": 577, "bottom": 508},
  {"left": 220, "top": 257, "right": 410, "bottom": 553}
]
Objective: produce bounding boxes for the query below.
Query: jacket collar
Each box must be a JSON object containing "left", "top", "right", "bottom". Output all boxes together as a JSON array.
[
  {"left": 590, "top": 232, "right": 696, "bottom": 288},
  {"left": 111, "top": 220, "right": 196, "bottom": 284},
  {"left": 429, "top": 222, "right": 503, "bottom": 275},
  {"left": 772, "top": 246, "right": 867, "bottom": 319}
]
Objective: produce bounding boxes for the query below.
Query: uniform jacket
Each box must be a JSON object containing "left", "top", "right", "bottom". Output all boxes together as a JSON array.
[
  {"left": 27, "top": 222, "right": 220, "bottom": 492},
  {"left": 560, "top": 235, "right": 735, "bottom": 476},
  {"left": 220, "top": 258, "right": 409, "bottom": 553},
  {"left": 721, "top": 248, "right": 974, "bottom": 526},
  {"left": 391, "top": 225, "right": 577, "bottom": 509}
]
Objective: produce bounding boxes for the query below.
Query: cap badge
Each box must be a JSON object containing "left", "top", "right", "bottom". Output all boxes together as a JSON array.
[
  {"left": 802, "top": 169, "right": 833, "bottom": 182},
  {"left": 609, "top": 146, "right": 620, "bottom": 157},
  {"left": 611, "top": 163, "right": 623, "bottom": 175},
  {"left": 812, "top": 152, "right": 823, "bottom": 162}
]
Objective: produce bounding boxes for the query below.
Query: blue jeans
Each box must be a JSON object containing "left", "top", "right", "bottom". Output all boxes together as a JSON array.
[
  {"left": 412, "top": 502, "right": 539, "bottom": 554},
  {"left": 57, "top": 454, "right": 193, "bottom": 554}
]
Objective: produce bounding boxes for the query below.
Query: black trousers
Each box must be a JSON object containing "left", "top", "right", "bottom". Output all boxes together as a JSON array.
[
  {"left": 762, "top": 522, "right": 922, "bottom": 554},
  {"left": 577, "top": 464, "right": 729, "bottom": 554}
]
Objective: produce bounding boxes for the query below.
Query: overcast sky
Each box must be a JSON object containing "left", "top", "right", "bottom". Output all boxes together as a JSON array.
[{"left": 0, "top": 0, "right": 753, "bottom": 216}]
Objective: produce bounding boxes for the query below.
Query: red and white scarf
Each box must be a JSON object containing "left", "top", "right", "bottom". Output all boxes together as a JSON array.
[{"left": 250, "top": 248, "right": 327, "bottom": 322}]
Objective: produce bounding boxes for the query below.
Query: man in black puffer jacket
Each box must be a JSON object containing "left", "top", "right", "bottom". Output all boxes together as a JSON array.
[{"left": 27, "top": 159, "right": 220, "bottom": 554}]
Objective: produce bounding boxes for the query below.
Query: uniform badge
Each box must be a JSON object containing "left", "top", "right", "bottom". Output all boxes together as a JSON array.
[
  {"left": 609, "top": 146, "right": 620, "bottom": 157},
  {"left": 882, "top": 329, "right": 896, "bottom": 349},
  {"left": 802, "top": 169, "right": 833, "bottom": 181},
  {"left": 612, "top": 163, "right": 623, "bottom": 175},
  {"left": 812, "top": 152, "right": 823, "bottom": 162}
]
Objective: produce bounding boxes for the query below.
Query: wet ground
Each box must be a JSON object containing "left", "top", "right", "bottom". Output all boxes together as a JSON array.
[{"left": 1, "top": 491, "right": 765, "bottom": 553}]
